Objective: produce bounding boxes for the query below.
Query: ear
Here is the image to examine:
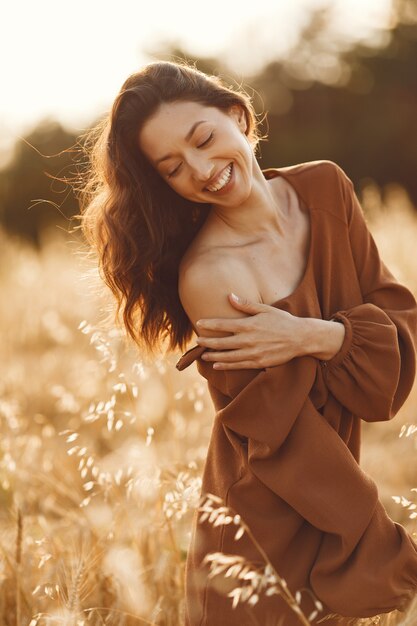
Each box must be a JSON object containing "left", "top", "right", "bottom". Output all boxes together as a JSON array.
[{"left": 229, "top": 104, "right": 247, "bottom": 133}]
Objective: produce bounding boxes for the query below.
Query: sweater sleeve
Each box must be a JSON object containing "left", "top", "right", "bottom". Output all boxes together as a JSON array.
[
  {"left": 212, "top": 358, "right": 417, "bottom": 616},
  {"left": 320, "top": 166, "right": 417, "bottom": 422}
]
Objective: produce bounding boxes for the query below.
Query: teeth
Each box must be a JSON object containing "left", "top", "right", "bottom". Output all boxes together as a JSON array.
[{"left": 206, "top": 164, "right": 232, "bottom": 192}]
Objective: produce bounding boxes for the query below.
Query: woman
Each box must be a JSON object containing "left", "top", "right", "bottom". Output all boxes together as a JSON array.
[{"left": 78, "top": 60, "right": 417, "bottom": 625}]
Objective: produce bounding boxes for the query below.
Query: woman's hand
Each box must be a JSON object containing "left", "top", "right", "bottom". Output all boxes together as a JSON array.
[{"left": 195, "top": 292, "right": 307, "bottom": 370}]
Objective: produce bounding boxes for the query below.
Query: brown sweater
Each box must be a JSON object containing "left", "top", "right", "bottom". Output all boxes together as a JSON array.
[{"left": 175, "top": 160, "right": 417, "bottom": 626}]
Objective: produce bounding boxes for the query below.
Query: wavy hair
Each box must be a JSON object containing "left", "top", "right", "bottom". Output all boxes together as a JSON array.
[{"left": 74, "top": 59, "right": 265, "bottom": 357}]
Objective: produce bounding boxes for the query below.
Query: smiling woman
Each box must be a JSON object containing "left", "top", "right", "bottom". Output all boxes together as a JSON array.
[
  {"left": 137, "top": 99, "right": 249, "bottom": 201},
  {"left": 74, "top": 60, "right": 264, "bottom": 357},
  {"left": 74, "top": 59, "right": 417, "bottom": 626}
]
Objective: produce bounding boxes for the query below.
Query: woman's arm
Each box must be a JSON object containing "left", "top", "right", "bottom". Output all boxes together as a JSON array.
[
  {"left": 178, "top": 253, "right": 258, "bottom": 342},
  {"left": 199, "top": 350, "right": 417, "bottom": 616},
  {"left": 317, "top": 165, "right": 417, "bottom": 422},
  {"left": 178, "top": 253, "right": 305, "bottom": 371},
  {"left": 296, "top": 316, "right": 346, "bottom": 361}
]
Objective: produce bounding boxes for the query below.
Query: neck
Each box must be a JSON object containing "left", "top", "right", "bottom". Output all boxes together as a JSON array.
[{"left": 206, "top": 164, "right": 289, "bottom": 243}]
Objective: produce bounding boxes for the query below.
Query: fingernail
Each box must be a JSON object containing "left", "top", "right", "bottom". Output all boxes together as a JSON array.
[{"left": 231, "top": 292, "right": 240, "bottom": 302}]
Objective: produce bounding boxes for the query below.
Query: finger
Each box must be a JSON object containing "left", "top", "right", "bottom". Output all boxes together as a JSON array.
[
  {"left": 196, "top": 336, "right": 243, "bottom": 349},
  {"left": 201, "top": 349, "right": 252, "bottom": 362},
  {"left": 196, "top": 318, "right": 246, "bottom": 331},
  {"left": 229, "top": 293, "right": 270, "bottom": 312},
  {"left": 200, "top": 350, "right": 237, "bottom": 361},
  {"left": 212, "top": 360, "right": 262, "bottom": 370}
]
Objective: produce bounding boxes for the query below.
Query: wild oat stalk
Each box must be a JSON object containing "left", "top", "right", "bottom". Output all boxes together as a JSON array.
[
  {"left": 15, "top": 505, "right": 22, "bottom": 626},
  {"left": 67, "top": 557, "right": 84, "bottom": 616},
  {"left": 197, "top": 494, "right": 394, "bottom": 626},
  {"left": 198, "top": 492, "right": 323, "bottom": 626},
  {"left": 316, "top": 613, "right": 382, "bottom": 624}
]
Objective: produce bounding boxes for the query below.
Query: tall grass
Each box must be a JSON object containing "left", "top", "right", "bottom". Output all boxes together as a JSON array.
[{"left": 0, "top": 182, "right": 416, "bottom": 625}]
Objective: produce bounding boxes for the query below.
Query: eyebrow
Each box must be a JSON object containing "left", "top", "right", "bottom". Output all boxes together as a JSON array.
[{"left": 155, "top": 120, "right": 208, "bottom": 165}]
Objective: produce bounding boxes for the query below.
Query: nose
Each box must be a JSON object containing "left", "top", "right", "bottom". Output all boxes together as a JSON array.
[{"left": 190, "top": 159, "right": 215, "bottom": 182}]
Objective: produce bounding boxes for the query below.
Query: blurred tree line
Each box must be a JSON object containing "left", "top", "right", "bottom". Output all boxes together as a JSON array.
[{"left": 0, "top": 0, "right": 416, "bottom": 247}]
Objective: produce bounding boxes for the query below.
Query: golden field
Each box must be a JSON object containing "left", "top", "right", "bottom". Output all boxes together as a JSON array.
[{"left": 0, "top": 180, "right": 416, "bottom": 626}]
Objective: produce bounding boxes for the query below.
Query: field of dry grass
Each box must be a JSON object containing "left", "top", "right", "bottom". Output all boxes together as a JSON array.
[{"left": 0, "top": 181, "right": 416, "bottom": 625}]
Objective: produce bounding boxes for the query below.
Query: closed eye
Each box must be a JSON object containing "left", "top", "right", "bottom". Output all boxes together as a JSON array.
[
  {"left": 197, "top": 132, "right": 214, "bottom": 148},
  {"left": 167, "top": 132, "right": 215, "bottom": 178},
  {"left": 167, "top": 165, "right": 181, "bottom": 178}
]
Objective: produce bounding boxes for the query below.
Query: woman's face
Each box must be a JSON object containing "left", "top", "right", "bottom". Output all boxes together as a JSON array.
[{"left": 137, "top": 100, "right": 255, "bottom": 205}]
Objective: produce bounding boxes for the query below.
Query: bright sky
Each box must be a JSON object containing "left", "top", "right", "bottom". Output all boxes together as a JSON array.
[{"left": 1, "top": 0, "right": 393, "bottom": 164}]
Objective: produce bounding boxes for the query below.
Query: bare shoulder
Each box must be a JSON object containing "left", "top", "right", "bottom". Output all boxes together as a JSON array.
[{"left": 178, "top": 249, "right": 259, "bottom": 339}]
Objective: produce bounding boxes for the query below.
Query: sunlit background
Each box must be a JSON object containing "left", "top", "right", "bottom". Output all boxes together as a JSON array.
[
  {"left": 0, "top": 0, "right": 395, "bottom": 162},
  {"left": 1, "top": 1, "right": 417, "bottom": 624}
]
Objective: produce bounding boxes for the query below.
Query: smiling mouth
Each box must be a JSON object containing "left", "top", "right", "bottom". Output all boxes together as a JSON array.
[{"left": 204, "top": 162, "right": 233, "bottom": 192}]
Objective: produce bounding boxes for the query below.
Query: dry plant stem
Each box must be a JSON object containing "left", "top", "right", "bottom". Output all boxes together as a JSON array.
[
  {"left": 15, "top": 506, "right": 22, "bottom": 626},
  {"left": 167, "top": 516, "right": 185, "bottom": 595},
  {"left": 20, "top": 467, "right": 83, "bottom": 508},
  {"left": 0, "top": 539, "right": 25, "bottom": 608},
  {"left": 83, "top": 605, "right": 160, "bottom": 624},
  {"left": 234, "top": 516, "right": 311, "bottom": 626},
  {"left": 161, "top": 491, "right": 183, "bottom": 573},
  {"left": 32, "top": 606, "right": 160, "bottom": 625},
  {"left": 200, "top": 494, "right": 312, "bottom": 626},
  {"left": 68, "top": 558, "right": 84, "bottom": 615}
]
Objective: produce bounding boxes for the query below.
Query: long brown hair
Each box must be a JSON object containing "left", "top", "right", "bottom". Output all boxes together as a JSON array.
[{"left": 74, "top": 59, "right": 265, "bottom": 357}]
